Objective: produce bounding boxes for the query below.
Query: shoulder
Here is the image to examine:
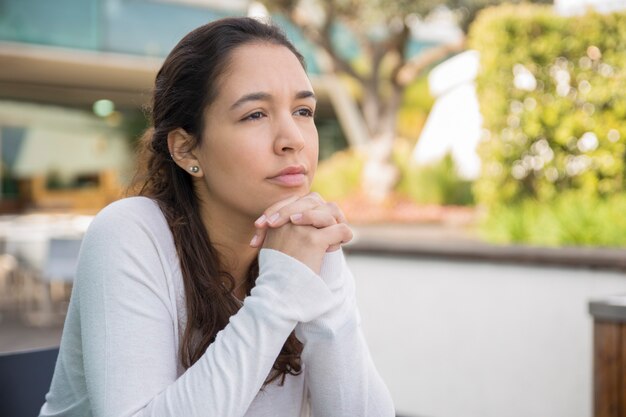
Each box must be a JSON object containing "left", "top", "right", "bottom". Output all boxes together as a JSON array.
[
  {"left": 90, "top": 196, "right": 166, "bottom": 231},
  {"left": 75, "top": 198, "right": 180, "bottom": 320},
  {"left": 94, "top": 196, "right": 163, "bottom": 222},
  {"left": 84, "top": 197, "right": 171, "bottom": 249}
]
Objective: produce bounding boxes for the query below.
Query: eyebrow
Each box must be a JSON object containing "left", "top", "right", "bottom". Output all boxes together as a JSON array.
[{"left": 229, "top": 90, "right": 316, "bottom": 110}]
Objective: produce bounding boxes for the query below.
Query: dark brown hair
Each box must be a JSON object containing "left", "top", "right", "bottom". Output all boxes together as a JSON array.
[{"left": 129, "top": 17, "right": 306, "bottom": 385}]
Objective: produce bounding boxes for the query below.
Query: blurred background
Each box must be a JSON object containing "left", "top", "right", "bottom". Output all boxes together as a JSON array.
[{"left": 1, "top": 0, "right": 626, "bottom": 416}]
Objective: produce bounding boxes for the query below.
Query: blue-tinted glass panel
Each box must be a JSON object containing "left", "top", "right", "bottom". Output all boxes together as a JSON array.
[
  {"left": 1, "top": 126, "right": 26, "bottom": 169},
  {"left": 0, "top": 0, "right": 364, "bottom": 75},
  {"left": 0, "top": 0, "right": 99, "bottom": 49},
  {"left": 103, "top": 1, "right": 228, "bottom": 56}
]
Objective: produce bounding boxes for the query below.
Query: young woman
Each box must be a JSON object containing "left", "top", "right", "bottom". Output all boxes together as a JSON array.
[{"left": 39, "top": 17, "right": 394, "bottom": 417}]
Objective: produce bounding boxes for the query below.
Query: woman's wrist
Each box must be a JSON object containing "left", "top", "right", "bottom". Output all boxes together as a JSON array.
[{"left": 256, "top": 248, "right": 334, "bottom": 322}]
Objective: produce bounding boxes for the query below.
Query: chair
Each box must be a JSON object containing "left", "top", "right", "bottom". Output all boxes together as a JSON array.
[
  {"left": 26, "top": 238, "right": 82, "bottom": 325},
  {"left": 42, "top": 238, "right": 82, "bottom": 283},
  {"left": 0, "top": 346, "right": 59, "bottom": 417},
  {"left": 0, "top": 253, "right": 19, "bottom": 311}
]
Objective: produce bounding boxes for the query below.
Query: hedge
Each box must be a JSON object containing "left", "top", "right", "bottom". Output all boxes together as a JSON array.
[{"left": 468, "top": 5, "right": 626, "bottom": 246}]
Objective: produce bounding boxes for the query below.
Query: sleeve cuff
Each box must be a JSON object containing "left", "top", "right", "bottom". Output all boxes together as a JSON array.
[
  {"left": 252, "top": 249, "right": 334, "bottom": 323},
  {"left": 319, "top": 248, "right": 345, "bottom": 291},
  {"left": 295, "top": 250, "right": 359, "bottom": 339}
]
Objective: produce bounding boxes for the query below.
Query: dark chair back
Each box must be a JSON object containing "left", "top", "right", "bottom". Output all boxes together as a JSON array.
[{"left": 0, "top": 347, "right": 59, "bottom": 417}]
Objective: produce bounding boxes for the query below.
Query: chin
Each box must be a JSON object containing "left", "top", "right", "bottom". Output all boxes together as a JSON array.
[
  {"left": 262, "top": 188, "right": 309, "bottom": 208},
  {"left": 278, "top": 187, "right": 311, "bottom": 199}
]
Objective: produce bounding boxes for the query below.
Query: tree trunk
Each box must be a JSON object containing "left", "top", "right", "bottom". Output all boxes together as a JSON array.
[
  {"left": 359, "top": 40, "right": 466, "bottom": 202},
  {"left": 361, "top": 83, "right": 403, "bottom": 202}
]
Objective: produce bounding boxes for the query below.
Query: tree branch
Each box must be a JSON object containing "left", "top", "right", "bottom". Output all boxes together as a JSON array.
[
  {"left": 306, "top": 2, "right": 365, "bottom": 83},
  {"left": 387, "top": 22, "right": 411, "bottom": 89},
  {"left": 275, "top": 4, "right": 365, "bottom": 83},
  {"left": 395, "top": 38, "right": 467, "bottom": 86}
]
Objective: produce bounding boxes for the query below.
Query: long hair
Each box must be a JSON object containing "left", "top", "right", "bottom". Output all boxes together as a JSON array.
[{"left": 128, "top": 17, "right": 305, "bottom": 385}]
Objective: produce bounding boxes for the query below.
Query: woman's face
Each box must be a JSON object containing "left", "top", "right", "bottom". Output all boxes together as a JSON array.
[{"left": 194, "top": 42, "right": 318, "bottom": 219}]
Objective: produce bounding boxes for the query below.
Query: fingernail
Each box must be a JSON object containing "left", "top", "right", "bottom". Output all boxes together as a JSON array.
[
  {"left": 254, "top": 214, "right": 266, "bottom": 226},
  {"left": 290, "top": 213, "right": 303, "bottom": 222},
  {"left": 268, "top": 212, "right": 280, "bottom": 224},
  {"left": 249, "top": 234, "right": 258, "bottom": 246}
]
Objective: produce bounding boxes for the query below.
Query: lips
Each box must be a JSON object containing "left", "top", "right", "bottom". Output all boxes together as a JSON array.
[
  {"left": 268, "top": 165, "right": 307, "bottom": 187},
  {"left": 273, "top": 166, "right": 305, "bottom": 176}
]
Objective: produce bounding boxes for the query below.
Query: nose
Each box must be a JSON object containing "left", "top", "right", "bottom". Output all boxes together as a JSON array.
[{"left": 273, "top": 113, "right": 306, "bottom": 154}]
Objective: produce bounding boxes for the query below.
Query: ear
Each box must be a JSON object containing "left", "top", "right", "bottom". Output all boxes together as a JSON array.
[{"left": 167, "top": 128, "right": 203, "bottom": 177}]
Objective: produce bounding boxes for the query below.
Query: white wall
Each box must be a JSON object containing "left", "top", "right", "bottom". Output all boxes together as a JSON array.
[{"left": 347, "top": 254, "right": 626, "bottom": 417}]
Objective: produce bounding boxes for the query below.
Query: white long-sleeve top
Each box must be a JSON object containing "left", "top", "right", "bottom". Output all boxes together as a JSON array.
[{"left": 39, "top": 197, "right": 394, "bottom": 417}]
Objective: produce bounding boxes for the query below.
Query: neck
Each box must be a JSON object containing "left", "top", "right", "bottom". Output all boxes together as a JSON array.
[{"left": 197, "top": 197, "right": 259, "bottom": 299}]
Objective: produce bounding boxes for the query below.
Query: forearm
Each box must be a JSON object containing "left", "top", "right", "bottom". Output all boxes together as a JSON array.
[
  {"left": 299, "top": 323, "right": 395, "bottom": 417},
  {"left": 125, "top": 298, "right": 297, "bottom": 417},
  {"left": 295, "top": 251, "right": 395, "bottom": 417},
  {"left": 140, "top": 256, "right": 336, "bottom": 417}
]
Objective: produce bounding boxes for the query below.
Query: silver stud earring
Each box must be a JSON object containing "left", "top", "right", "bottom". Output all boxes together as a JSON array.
[{"left": 189, "top": 166, "right": 199, "bottom": 173}]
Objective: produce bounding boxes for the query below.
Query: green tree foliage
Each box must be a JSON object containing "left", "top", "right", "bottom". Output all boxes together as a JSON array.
[
  {"left": 311, "top": 150, "right": 364, "bottom": 201},
  {"left": 469, "top": 5, "right": 626, "bottom": 246},
  {"left": 398, "top": 153, "right": 474, "bottom": 206}
]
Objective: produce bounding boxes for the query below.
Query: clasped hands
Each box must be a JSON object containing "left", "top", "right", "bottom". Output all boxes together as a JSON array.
[{"left": 249, "top": 192, "right": 353, "bottom": 274}]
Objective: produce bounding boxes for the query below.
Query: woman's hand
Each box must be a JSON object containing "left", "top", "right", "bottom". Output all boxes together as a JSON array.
[
  {"left": 250, "top": 192, "right": 349, "bottom": 250},
  {"left": 250, "top": 193, "right": 352, "bottom": 273}
]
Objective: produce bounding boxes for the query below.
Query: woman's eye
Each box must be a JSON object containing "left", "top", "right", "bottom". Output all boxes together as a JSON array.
[
  {"left": 295, "top": 108, "right": 314, "bottom": 117},
  {"left": 244, "top": 111, "right": 265, "bottom": 121}
]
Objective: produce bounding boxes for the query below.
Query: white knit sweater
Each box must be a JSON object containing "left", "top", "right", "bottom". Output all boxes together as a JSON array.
[{"left": 39, "top": 197, "right": 394, "bottom": 417}]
